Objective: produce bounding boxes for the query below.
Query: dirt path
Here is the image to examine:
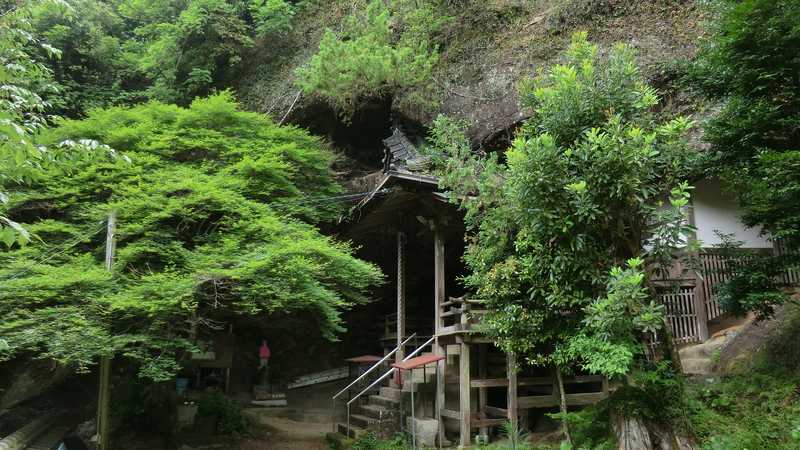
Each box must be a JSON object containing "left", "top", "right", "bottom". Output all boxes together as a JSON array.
[{"left": 239, "top": 410, "right": 331, "bottom": 450}]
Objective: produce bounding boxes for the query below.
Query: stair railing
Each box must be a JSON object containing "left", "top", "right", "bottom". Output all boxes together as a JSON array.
[
  {"left": 343, "top": 336, "right": 436, "bottom": 438},
  {"left": 332, "top": 333, "right": 418, "bottom": 432}
]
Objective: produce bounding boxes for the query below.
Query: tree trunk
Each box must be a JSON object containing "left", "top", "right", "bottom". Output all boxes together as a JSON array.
[
  {"left": 612, "top": 410, "right": 652, "bottom": 450},
  {"left": 659, "top": 315, "right": 684, "bottom": 374},
  {"left": 554, "top": 367, "right": 572, "bottom": 446}
]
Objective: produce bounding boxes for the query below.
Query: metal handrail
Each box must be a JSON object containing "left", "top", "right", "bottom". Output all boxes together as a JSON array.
[
  {"left": 347, "top": 336, "right": 435, "bottom": 407},
  {"left": 332, "top": 332, "right": 418, "bottom": 401},
  {"left": 342, "top": 336, "right": 436, "bottom": 438}
]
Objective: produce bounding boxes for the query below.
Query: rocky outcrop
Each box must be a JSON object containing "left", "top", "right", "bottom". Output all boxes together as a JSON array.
[
  {"left": 237, "top": 0, "right": 709, "bottom": 156},
  {"left": 715, "top": 302, "right": 800, "bottom": 374},
  {"left": 0, "top": 359, "right": 71, "bottom": 411}
]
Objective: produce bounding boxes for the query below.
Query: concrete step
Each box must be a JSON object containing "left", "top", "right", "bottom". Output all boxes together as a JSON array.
[
  {"left": 349, "top": 413, "right": 379, "bottom": 429},
  {"left": 682, "top": 357, "right": 713, "bottom": 375},
  {"left": 337, "top": 422, "right": 369, "bottom": 439},
  {"left": 379, "top": 386, "right": 402, "bottom": 401},
  {"left": 360, "top": 404, "right": 393, "bottom": 420},
  {"left": 369, "top": 395, "right": 399, "bottom": 409}
]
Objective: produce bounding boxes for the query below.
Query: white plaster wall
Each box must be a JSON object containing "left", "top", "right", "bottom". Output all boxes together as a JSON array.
[{"left": 692, "top": 178, "right": 771, "bottom": 248}]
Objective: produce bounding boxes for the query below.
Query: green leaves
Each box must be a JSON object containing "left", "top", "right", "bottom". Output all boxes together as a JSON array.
[
  {"left": 0, "top": 217, "right": 30, "bottom": 248},
  {"left": 250, "top": 0, "right": 295, "bottom": 36},
  {"left": 295, "top": 0, "right": 438, "bottom": 121},
  {"left": 1, "top": 93, "right": 382, "bottom": 378},
  {"left": 568, "top": 258, "right": 663, "bottom": 378},
  {"left": 431, "top": 33, "right": 695, "bottom": 377},
  {"left": 689, "top": 0, "right": 800, "bottom": 319}
]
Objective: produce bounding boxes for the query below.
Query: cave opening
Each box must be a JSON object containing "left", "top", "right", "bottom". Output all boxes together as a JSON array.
[{"left": 288, "top": 96, "right": 427, "bottom": 174}]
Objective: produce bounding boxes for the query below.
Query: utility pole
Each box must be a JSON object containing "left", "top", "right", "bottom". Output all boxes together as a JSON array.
[{"left": 96, "top": 211, "right": 115, "bottom": 450}]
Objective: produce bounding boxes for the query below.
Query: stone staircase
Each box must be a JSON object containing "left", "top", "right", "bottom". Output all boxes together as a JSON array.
[
  {"left": 336, "top": 356, "right": 438, "bottom": 439},
  {"left": 337, "top": 386, "right": 402, "bottom": 438}
]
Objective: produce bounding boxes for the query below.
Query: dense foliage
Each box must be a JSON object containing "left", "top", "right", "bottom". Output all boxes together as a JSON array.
[
  {"left": 430, "top": 33, "right": 696, "bottom": 378},
  {"left": 685, "top": 304, "right": 800, "bottom": 449},
  {"left": 0, "top": 1, "right": 61, "bottom": 250},
  {"left": 0, "top": 92, "right": 382, "bottom": 379},
  {"left": 296, "top": 0, "right": 440, "bottom": 120},
  {"left": 23, "top": 0, "right": 302, "bottom": 115},
  {"left": 691, "top": 0, "right": 800, "bottom": 318}
]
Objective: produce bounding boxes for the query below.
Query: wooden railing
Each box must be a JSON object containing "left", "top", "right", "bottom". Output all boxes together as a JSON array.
[
  {"left": 774, "top": 240, "right": 800, "bottom": 285},
  {"left": 438, "top": 295, "right": 487, "bottom": 335},
  {"left": 699, "top": 247, "right": 799, "bottom": 322}
]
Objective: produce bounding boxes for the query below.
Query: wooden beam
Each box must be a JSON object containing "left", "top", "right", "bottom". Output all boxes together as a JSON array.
[
  {"left": 434, "top": 226, "right": 446, "bottom": 448},
  {"left": 459, "top": 342, "right": 471, "bottom": 447},
  {"left": 440, "top": 408, "right": 460, "bottom": 420},
  {"left": 472, "top": 378, "right": 508, "bottom": 388},
  {"left": 518, "top": 394, "right": 557, "bottom": 409},
  {"left": 471, "top": 375, "right": 604, "bottom": 388},
  {"left": 471, "top": 417, "right": 508, "bottom": 428},
  {"left": 507, "top": 352, "right": 518, "bottom": 430},
  {"left": 693, "top": 281, "right": 709, "bottom": 342},
  {"left": 484, "top": 406, "right": 507, "bottom": 418},
  {"left": 517, "top": 392, "right": 607, "bottom": 409},
  {"left": 461, "top": 334, "right": 494, "bottom": 344}
]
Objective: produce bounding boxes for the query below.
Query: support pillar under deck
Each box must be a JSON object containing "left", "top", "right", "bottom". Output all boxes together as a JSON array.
[{"left": 459, "top": 342, "right": 471, "bottom": 447}]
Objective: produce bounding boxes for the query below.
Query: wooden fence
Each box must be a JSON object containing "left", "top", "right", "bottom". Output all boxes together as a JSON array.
[
  {"left": 658, "top": 245, "right": 800, "bottom": 344},
  {"left": 659, "top": 285, "right": 702, "bottom": 344},
  {"left": 698, "top": 252, "right": 733, "bottom": 321}
]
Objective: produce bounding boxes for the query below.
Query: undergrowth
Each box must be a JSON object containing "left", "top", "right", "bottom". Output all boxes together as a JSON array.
[{"left": 685, "top": 303, "right": 800, "bottom": 449}]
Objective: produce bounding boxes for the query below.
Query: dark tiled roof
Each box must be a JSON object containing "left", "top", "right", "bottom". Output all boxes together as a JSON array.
[{"left": 382, "top": 128, "right": 428, "bottom": 173}]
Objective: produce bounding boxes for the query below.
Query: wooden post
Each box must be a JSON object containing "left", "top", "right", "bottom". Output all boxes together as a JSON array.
[
  {"left": 434, "top": 228, "right": 445, "bottom": 333},
  {"left": 435, "top": 342, "right": 446, "bottom": 448},
  {"left": 459, "top": 342, "right": 471, "bottom": 447},
  {"left": 397, "top": 231, "right": 406, "bottom": 363},
  {"left": 506, "top": 352, "right": 518, "bottom": 430},
  {"left": 97, "top": 212, "right": 116, "bottom": 450},
  {"left": 433, "top": 226, "right": 446, "bottom": 447},
  {"left": 693, "top": 282, "right": 709, "bottom": 342},
  {"left": 478, "top": 344, "right": 488, "bottom": 437}
]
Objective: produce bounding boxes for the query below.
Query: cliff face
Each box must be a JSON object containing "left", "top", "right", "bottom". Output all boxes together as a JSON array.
[{"left": 235, "top": 0, "right": 708, "bottom": 162}]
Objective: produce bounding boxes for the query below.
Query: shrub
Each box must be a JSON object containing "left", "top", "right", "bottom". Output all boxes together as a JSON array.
[
  {"left": 295, "top": 0, "right": 438, "bottom": 120},
  {"left": 197, "top": 392, "right": 248, "bottom": 435}
]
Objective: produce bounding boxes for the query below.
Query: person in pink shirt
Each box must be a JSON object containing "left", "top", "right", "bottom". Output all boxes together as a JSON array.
[{"left": 259, "top": 340, "right": 271, "bottom": 369}]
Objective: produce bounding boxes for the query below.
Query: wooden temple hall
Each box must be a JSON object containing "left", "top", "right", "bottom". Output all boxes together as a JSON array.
[{"left": 332, "top": 129, "right": 608, "bottom": 447}]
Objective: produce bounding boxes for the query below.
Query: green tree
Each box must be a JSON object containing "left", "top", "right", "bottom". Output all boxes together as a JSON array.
[
  {"left": 0, "top": 92, "right": 382, "bottom": 379},
  {"left": 249, "top": 0, "right": 295, "bottom": 36},
  {"left": 0, "top": 1, "right": 58, "bottom": 249},
  {"left": 26, "top": 0, "right": 275, "bottom": 113},
  {"left": 29, "top": 0, "right": 146, "bottom": 116},
  {"left": 295, "top": 0, "right": 439, "bottom": 120},
  {"left": 429, "top": 33, "right": 696, "bottom": 442},
  {"left": 691, "top": 0, "right": 800, "bottom": 317},
  {"left": 136, "top": 0, "right": 254, "bottom": 103}
]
